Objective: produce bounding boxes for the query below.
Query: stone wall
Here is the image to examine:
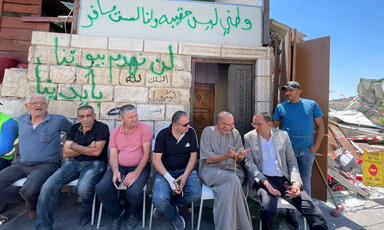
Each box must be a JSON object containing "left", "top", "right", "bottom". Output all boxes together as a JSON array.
[{"left": 0, "top": 31, "right": 272, "bottom": 134}]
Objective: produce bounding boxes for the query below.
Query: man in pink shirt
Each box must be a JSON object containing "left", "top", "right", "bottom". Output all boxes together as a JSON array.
[{"left": 95, "top": 104, "right": 152, "bottom": 230}]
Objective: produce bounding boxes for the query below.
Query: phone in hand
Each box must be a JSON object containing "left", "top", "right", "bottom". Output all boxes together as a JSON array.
[{"left": 114, "top": 175, "right": 127, "bottom": 190}]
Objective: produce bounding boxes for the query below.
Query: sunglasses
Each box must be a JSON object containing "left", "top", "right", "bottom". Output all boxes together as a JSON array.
[{"left": 176, "top": 122, "right": 190, "bottom": 127}]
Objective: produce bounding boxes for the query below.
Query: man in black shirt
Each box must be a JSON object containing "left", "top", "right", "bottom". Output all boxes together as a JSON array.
[
  {"left": 36, "top": 105, "right": 109, "bottom": 229},
  {"left": 152, "top": 111, "right": 202, "bottom": 230}
]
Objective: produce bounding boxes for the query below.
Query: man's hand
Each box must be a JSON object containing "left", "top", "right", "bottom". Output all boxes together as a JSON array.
[
  {"left": 286, "top": 183, "right": 301, "bottom": 198},
  {"left": 123, "top": 170, "right": 140, "bottom": 187},
  {"left": 174, "top": 174, "right": 187, "bottom": 194},
  {"left": 309, "top": 144, "right": 320, "bottom": 154},
  {"left": 235, "top": 148, "right": 250, "bottom": 162},
  {"left": 262, "top": 179, "right": 281, "bottom": 196},
  {"left": 112, "top": 170, "right": 122, "bottom": 185}
]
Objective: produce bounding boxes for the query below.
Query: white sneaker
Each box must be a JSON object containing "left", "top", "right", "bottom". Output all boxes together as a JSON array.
[{"left": 172, "top": 214, "right": 185, "bottom": 230}]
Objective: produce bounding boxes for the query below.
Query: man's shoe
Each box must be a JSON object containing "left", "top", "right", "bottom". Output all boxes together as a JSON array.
[
  {"left": 286, "top": 209, "right": 300, "bottom": 230},
  {"left": 80, "top": 212, "right": 91, "bottom": 226},
  {"left": 126, "top": 215, "right": 138, "bottom": 230},
  {"left": 108, "top": 210, "right": 124, "bottom": 230},
  {"left": 172, "top": 214, "right": 185, "bottom": 230},
  {"left": 28, "top": 210, "right": 36, "bottom": 220}
]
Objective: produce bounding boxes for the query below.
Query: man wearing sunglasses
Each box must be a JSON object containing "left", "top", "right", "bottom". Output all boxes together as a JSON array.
[{"left": 152, "top": 111, "right": 201, "bottom": 230}]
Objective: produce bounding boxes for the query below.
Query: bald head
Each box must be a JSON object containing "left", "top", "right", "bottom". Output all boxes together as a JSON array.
[
  {"left": 216, "top": 111, "right": 233, "bottom": 124},
  {"left": 216, "top": 111, "right": 235, "bottom": 134}
]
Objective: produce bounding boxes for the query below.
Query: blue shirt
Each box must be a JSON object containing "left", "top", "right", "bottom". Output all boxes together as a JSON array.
[
  {"left": 273, "top": 98, "right": 323, "bottom": 151},
  {"left": 18, "top": 113, "right": 72, "bottom": 163}
]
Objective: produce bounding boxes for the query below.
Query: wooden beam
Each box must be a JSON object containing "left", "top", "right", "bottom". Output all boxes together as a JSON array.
[
  {"left": 71, "top": 0, "right": 79, "bottom": 34},
  {"left": 3, "top": 2, "right": 39, "bottom": 15},
  {"left": 21, "top": 16, "right": 73, "bottom": 23}
]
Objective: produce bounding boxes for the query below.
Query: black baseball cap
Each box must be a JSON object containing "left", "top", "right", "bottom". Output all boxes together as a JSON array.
[{"left": 281, "top": 81, "right": 301, "bottom": 91}]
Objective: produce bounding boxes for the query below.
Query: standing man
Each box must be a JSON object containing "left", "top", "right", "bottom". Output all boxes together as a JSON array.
[
  {"left": 245, "top": 112, "right": 328, "bottom": 230},
  {"left": 0, "top": 93, "right": 72, "bottom": 220},
  {"left": 273, "top": 81, "right": 324, "bottom": 229},
  {"left": 0, "top": 103, "right": 18, "bottom": 170},
  {"left": 152, "top": 111, "right": 201, "bottom": 230},
  {"left": 96, "top": 104, "right": 152, "bottom": 230},
  {"left": 199, "top": 111, "right": 252, "bottom": 230},
  {"left": 36, "top": 105, "right": 109, "bottom": 229}
]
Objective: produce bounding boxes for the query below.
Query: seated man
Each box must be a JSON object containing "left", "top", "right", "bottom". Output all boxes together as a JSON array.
[
  {"left": 199, "top": 111, "right": 252, "bottom": 230},
  {"left": 36, "top": 105, "right": 109, "bottom": 229},
  {"left": 244, "top": 112, "right": 328, "bottom": 230},
  {"left": 96, "top": 104, "right": 152, "bottom": 230},
  {"left": 0, "top": 105, "right": 18, "bottom": 171},
  {"left": 0, "top": 93, "right": 72, "bottom": 219},
  {"left": 152, "top": 111, "right": 201, "bottom": 230}
]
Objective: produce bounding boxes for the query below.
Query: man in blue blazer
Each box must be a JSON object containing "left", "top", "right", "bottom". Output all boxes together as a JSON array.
[{"left": 244, "top": 112, "right": 328, "bottom": 230}]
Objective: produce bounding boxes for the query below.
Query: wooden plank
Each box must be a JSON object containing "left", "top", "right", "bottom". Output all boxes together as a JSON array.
[
  {"left": 4, "top": 0, "right": 39, "bottom": 4},
  {"left": 0, "top": 0, "right": 4, "bottom": 25},
  {"left": 1, "top": 16, "right": 42, "bottom": 29},
  {"left": 0, "top": 50, "right": 28, "bottom": 63},
  {"left": 0, "top": 27, "right": 32, "bottom": 40},
  {"left": 3, "top": 2, "right": 39, "bottom": 14},
  {"left": 21, "top": 16, "right": 73, "bottom": 23},
  {"left": 71, "top": 0, "right": 79, "bottom": 34},
  {"left": 0, "top": 39, "right": 31, "bottom": 52}
]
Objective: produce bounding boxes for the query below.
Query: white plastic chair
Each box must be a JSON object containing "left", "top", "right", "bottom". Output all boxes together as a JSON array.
[
  {"left": 197, "top": 183, "right": 214, "bottom": 230},
  {"left": 96, "top": 184, "right": 147, "bottom": 229}
]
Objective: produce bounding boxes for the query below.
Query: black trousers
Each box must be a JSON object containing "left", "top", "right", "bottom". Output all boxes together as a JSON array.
[{"left": 254, "top": 176, "right": 328, "bottom": 230}]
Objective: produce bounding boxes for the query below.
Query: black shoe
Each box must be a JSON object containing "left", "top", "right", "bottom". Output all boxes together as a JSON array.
[
  {"left": 79, "top": 212, "right": 91, "bottom": 226},
  {"left": 286, "top": 209, "right": 299, "bottom": 230},
  {"left": 126, "top": 215, "right": 138, "bottom": 230},
  {"left": 108, "top": 210, "right": 125, "bottom": 230}
]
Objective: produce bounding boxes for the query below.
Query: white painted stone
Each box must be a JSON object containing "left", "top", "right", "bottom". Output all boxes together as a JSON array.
[
  {"left": 161, "top": 54, "right": 191, "bottom": 72},
  {"left": 49, "top": 65, "right": 76, "bottom": 84},
  {"left": 254, "top": 101, "right": 271, "bottom": 114},
  {"left": 71, "top": 34, "right": 108, "bottom": 49},
  {"left": 179, "top": 42, "right": 221, "bottom": 57},
  {"left": 165, "top": 105, "right": 186, "bottom": 120},
  {"left": 149, "top": 88, "right": 190, "bottom": 104},
  {"left": 76, "top": 68, "right": 90, "bottom": 84},
  {"left": 82, "top": 85, "right": 113, "bottom": 102},
  {"left": 99, "top": 102, "right": 134, "bottom": 120},
  {"left": 80, "top": 49, "right": 109, "bottom": 67},
  {"left": 32, "top": 45, "right": 81, "bottom": 66},
  {"left": 58, "top": 84, "right": 82, "bottom": 101},
  {"left": 257, "top": 59, "right": 271, "bottom": 76},
  {"left": 1, "top": 69, "right": 28, "bottom": 98},
  {"left": 135, "top": 52, "right": 161, "bottom": 71},
  {"left": 92, "top": 67, "right": 119, "bottom": 86},
  {"left": 114, "top": 86, "right": 148, "bottom": 103},
  {"left": 108, "top": 51, "right": 135, "bottom": 68},
  {"left": 145, "top": 72, "right": 170, "bottom": 88},
  {"left": 27, "top": 64, "right": 49, "bottom": 82},
  {"left": 172, "top": 71, "right": 192, "bottom": 88},
  {"left": 0, "top": 98, "right": 26, "bottom": 118},
  {"left": 31, "top": 31, "right": 71, "bottom": 47},
  {"left": 154, "top": 121, "right": 171, "bottom": 135},
  {"left": 144, "top": 40, "right": 178, "bottom": 54},
  {"left": 48, "top": 101, "right": 79, "bottom": 118},
  {"left": 137, "top": 104, "right": 165, "bottom": 121},
  {"left": 109, "top": 37, "right": 144, "bottom": 51},
  {"left": 222, "top": 46, "right": 269, "bottom": 59},
  {"left": 119, "top": 69, "right": 146, "bottom": 86},
  {"left": 26, "top": 82, "right": 58, "bottom": 101},
  {"left": 255, "top": 76, "right": 271, "bottom": 102}
]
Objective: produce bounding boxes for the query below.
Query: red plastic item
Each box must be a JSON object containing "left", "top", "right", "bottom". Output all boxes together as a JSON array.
[
  {"left": 357, "top": 158, "right": 363, "bottom": 164},
  {"left": 355, "top": 175, "right": 363, "bottom": 181}
]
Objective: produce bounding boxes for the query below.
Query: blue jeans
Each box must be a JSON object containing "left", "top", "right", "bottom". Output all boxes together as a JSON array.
[
  {"left": 294, "top": 150, "right": 315, "bottom": 196},
  {"left": 0, "top": 158, "right": 12, "bottom": 171},
  {"left": 95, "top": 163, "right": 150, "bottom": 219},
  {"left": 152, "top": 169, "right": 201, "bottom": 222},
  {"left": 35, "top": 160, "right": 107, "bottom": 230}
]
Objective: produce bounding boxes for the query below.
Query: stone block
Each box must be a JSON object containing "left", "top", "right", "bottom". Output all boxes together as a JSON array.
[
  {"left": 162, "top": 54, "right": 191, "bottom": 72},
  {"left": 76, "top": 68, "right": 89, "bottom": 84},
  {"left": 108, "top": 51, "right": 135, "bottom": 68},
  {"left": 31, "top": 31, "right": 71, "bottom": 47},
  {"left": 165, "top": 105, "right": 186, "bottom": 120},
  {"left": 144, "top": 40, "right": 178, "bottom": 54},
  {"left": 222, "top": 46, "right": 270, "bottom": 59},
  {"left": 254, "top": 101, "right": 271, "bottom": 114},
  {"left": 179, "top": 42, "right": 221, "bottom": 57},
  {"left": 257, "top": 59, "right": 271, "bottom": 77},
  {"left": 172, "top": 71, "right": 192, "bottom": 88},
  {"left": 119, "top": 69, "right": 146, "bottom": 86},
  {"left": 98, "top": 119, "right": 116, "bottom": 133},
  {"left": 82, "top": 85, "right": 113, "bottom": 102},
  {"left": 71, "top": 34, "right": 108, "bottom": 49},
  {"left": 50, "top": 65, "right": 76, "bottom": 84},
  {"left": 26, "top": 82, "right": 58, "bottom": 101},
  {"left": 149, "top": 88, "right": 190, "bottom": 104},
  {"left": 27, "top": 64, "right": 49, "bottom": 82},
  {"left": 145, "top": 72, "right": 170, "bottom": 88},
  {"left": 0, "top": 98, "right": 26, "bottom": 118},
  {"left": 99, "top": 102, "right": 133, "bottom": 120},
  {"left": 154, "top": 121, "right": 170, "bottom": 135},
  {"left": 114, "top": 86, "right": 148, "bottom": 103},
  {"left": 48, "top": 100, "right": 79, "bottom": 118},
  {"left": 1, "top": 69, "right": 28, "bottom": 98},
  {"left": 109, "top": 37, "right": 144, "bottom": 51},
  {"left": 31, "top": 45, "right": 81, "bottom": 66},
  {"left": 91, "top": 67, "right": 119, "bottom": 86},
  {"left": 135, "top": 52, "right": 161, "bottom": 72},
  {"left": 137, "top": 104, "right": 165, "bottom": 121},
  {"left": 80, "top": 49, "right": 109, "bottom": 67},
  {"left": 255, "top": 76, "right": 271, "bottom": 102},
  {"left": 58, "top": 84, "right": 82, "bottom": 101}
]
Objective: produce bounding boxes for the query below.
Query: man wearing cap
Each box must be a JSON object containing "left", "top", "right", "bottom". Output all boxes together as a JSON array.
[
  {"left": 273, "top": 81, "right": 324, "bottom": 229},
  {"left": 0, "top": 102, "right": 18, "bottom": 171},
  {"left": 152, "top": 111, "right": 201, "bottom": 230}
]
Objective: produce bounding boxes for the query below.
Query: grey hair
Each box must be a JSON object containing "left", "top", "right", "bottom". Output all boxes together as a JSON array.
[
  {"left": 26, "top": 93, "right": 48, "bottom": 104},
  {"left": 77, "top": 105, "right": 94, "bottom": 114},
  {"left": 119, "top": 104, "right": 137, "bottom": 117},
  {"left": 254, "top": 111, "right": 272, "bottom": 123},
  {"left": 171, "top": 111, "right": 188, "bottom": 124}
]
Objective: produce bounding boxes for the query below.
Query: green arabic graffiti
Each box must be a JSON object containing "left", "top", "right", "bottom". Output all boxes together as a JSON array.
[{"left": 81, "top": 0, "right": 253, "bottom": 36}]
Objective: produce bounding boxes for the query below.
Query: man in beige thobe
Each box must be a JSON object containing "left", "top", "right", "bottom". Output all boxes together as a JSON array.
[{"left": 199, "top": 111, "right": 252, "bottom": 230}]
